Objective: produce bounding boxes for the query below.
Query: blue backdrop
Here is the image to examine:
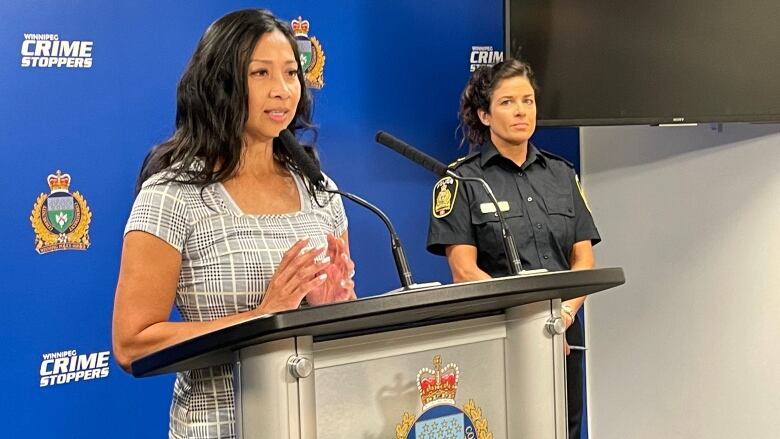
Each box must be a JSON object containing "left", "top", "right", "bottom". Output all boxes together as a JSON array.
[{"left": 0, "top": 1, "right": 579, "bottom": 436}]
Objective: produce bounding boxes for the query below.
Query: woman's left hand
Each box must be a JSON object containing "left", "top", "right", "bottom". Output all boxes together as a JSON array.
[{"left": 305, "top": 234, "right": 356, "bottom": 306}]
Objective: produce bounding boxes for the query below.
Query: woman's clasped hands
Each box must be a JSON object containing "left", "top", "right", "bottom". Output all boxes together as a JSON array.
[{"left": 257, "top": 234, "right": 356, "bottom": 315}]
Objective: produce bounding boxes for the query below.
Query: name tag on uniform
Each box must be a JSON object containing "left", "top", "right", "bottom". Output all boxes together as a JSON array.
[{"left": 480, "top": 201, "right": 510, "bottom": 214}]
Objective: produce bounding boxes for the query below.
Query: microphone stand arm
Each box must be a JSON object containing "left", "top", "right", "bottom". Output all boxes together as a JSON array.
[
  {"left": 322, "top": 188, "right": 415, "bottom": 290},
  {"left": 445, "top": 170, "right": 524, "bottom": 276}
]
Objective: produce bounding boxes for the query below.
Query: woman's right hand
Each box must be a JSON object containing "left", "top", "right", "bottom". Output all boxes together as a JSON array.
[{"left": 255, "top": 239, "right": 329, "bottom": 315}]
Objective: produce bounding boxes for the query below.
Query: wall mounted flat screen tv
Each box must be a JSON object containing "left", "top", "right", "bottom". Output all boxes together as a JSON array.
[{"left": 505, "top": 0, "right": 780, "bottom": 126}]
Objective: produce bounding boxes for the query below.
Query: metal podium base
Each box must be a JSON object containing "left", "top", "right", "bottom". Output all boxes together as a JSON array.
[
  {"left": 233, "top": 299, "right": 567, "bottom": 439},
  {"left": 134, "top": 269, "right": 625, "bottom": 438}
]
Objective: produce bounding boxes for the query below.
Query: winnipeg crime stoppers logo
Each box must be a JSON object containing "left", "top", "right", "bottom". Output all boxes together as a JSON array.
[
  {"left": 40, "top": 349, "right": 110, "bottom": 388},
  {"left": 30, "top": 170, "right": 92, "bottom": 254},
  {"left": 292, "top": 17, "right": 325, "bottom": 89},
  {"left": 20, "top": 33, "right": 93, "bottom": 68},
  {"left": 469, "top": 46, "right": 503, "bottom": 72},
  {"left": 395, "top": 355, "right": 493, "bottom": 439}
]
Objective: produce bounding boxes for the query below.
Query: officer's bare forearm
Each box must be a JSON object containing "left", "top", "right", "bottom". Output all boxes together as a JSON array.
[
  {"left": 444, "top": 244, "right": 492, "bottom": 283},
  {"left": 565, "top": 240, "right": 595, "bottom": 313},
  {"left": 451, "top": 265, "right": 492, "bottom": 283}
]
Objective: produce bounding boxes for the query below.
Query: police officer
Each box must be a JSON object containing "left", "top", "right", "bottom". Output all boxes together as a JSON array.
[{"left": 427, "top": 59, "right": 600, "bottom": 439}]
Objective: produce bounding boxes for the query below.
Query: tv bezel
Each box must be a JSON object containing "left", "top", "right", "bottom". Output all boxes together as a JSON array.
[{"left": 503, "top": 0, "right": 780, "bottom": 127}]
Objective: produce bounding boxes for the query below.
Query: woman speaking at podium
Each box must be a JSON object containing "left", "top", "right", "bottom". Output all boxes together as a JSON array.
[
  {"left": 426, "top": 59, "right": 601, "bottom": 439},
  {"left": 112, "top": 9, "right": 355, "bottom": 439}
]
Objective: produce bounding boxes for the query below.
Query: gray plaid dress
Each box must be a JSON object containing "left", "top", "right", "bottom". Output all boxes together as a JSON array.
[{"left": 125, "top": 169, "right": 347, "bottom": 439}]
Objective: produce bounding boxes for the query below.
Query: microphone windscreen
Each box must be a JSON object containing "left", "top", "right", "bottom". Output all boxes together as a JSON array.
[
  {"left": 375, "top": 131, "right": 448, "bottom": 176},
  {"left": 279, "top": 129, "right": 325, "bottom": 187}
]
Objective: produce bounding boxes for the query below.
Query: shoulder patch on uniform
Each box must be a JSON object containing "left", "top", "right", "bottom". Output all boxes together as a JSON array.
[
  {"left": 539, "top": 149, "right": 575, "bottom": 169},
  {"left": 432, "top": 176, "right": 459, "bottom": 218},
  {"left": 447, "top": 151, "right": 479, "bottom": 170},
  {"left": 575, "top": 174, "right": 592, "bottom": 213}
]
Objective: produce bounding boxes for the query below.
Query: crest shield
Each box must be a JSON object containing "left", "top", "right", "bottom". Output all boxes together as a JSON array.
[{"left": 46, "top": 193, "right": 75, "bottom": 232}]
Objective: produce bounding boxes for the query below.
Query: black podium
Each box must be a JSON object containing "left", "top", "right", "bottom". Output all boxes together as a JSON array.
[{"left": 134, "top": 268, "right": 625, "bottom": 439}]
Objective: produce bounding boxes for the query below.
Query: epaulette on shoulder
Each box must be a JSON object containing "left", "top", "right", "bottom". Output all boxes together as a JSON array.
[
  {"left": 447, "top": 151, "right": 479, "bottom": 170},
  {"left": 539, "top": 149, "right": 575, "bottom": 169}
]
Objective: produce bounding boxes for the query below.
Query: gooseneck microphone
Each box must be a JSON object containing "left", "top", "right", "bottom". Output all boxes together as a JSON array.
[
  {"left": 374, "top": 131, "right": 450, "bottom": 176},
  {"left": 375, "top": 131, "right": 525, "bottom": 276},
  {"left": 278, "top": 130, "right": 415, "bottom": 290}
]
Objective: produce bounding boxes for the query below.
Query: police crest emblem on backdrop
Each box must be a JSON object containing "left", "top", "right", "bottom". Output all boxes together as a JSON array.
[
  {"left": 292, "top": 16, "right": 325, "bottom": 89},
  {"left": 30, "top": 170, "right": 91, "bottom": 254}
]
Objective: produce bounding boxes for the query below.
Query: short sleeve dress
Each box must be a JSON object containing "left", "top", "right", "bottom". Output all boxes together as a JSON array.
[{"left": 125, "top": 168, "right": 347, "bottom": 439}]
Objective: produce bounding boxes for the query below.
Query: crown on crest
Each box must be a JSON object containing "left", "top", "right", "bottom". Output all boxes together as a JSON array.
[
  {"left": 48, "top": 170, "right": 71, "bottom": 193},
  {"left": 416, "top": 355, "right": 459, "bottom": 406},
  {"left": 291, "top": 17, "right": 310, "bottom": 36}
]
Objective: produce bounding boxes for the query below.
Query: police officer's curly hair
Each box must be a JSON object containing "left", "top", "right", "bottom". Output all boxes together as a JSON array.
[{"left": 459, "top": 58, "right": 538, "bottom": 150}]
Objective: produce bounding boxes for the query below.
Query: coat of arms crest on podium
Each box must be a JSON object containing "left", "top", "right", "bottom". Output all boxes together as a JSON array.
[{"left": 395, "top": 355, "right": 493, "bottom": 439}]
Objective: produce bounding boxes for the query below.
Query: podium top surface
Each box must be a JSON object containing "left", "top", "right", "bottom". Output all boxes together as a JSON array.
[{"left": 132, "top": 267, "right": 625, "bottom": 377}]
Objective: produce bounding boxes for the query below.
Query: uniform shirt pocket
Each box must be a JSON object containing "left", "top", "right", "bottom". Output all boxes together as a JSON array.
[
  {"left": 544, "top": 193, "right": 575, "bottom": 252},
  {"left": 470, "top": 203, "right": 525, "bottom": 274}
]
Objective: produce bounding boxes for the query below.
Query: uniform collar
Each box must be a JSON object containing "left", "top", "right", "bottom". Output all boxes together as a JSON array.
[{"left": 479, "top": 140, "right": 547, "bottom": 169}]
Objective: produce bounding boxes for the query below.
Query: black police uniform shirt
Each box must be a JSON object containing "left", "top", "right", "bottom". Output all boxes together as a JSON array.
[{"left": 427, "top": 141, "right": 601, "bottom": 277}]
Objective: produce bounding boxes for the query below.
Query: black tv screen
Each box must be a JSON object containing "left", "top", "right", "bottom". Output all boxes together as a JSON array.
[{"left": 506, "top": 0, "right": 780, "bottom": 126}]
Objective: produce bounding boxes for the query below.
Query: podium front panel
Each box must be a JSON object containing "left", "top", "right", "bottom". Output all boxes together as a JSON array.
[
  {"left": 232, "top": 299, "right": 567, "bottom": 438},
  {"left": 308, "top": 299, "right": 566, "bottom": 438},
  {"left": 313, "top": 315, "right": 509, "bottom": 439}
]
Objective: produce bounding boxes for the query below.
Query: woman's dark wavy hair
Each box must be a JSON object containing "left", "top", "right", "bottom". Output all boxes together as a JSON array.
[
  {"left": 135, "top": 9, "right": 317, "bottom": 194},
  {"left": 459, "top": 58, "right": 538, "bottom": 151}
]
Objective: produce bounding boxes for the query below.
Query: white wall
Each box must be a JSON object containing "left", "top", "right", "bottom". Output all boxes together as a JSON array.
[{"left": 581, "top": 124, "right": 780, "bottom": 439}]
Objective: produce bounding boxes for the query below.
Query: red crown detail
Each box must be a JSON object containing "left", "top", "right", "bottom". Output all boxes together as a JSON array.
[
  {"left": 291, "top": 17, "right": 310, "bottom": 36},
  {"left": 48, "top": 170, "right": 71, "bottom": 193},
  {"left": 416, "top": 355, "right": 459, "bottom": 406}
]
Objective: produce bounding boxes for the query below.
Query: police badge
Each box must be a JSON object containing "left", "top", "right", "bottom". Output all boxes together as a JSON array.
[
  {"left": 432, "top": 177, "right": 458, "bottom": 218},
  {"left": 395, "top": 355, "right": 493, "bottom": 439},
  {"left": 30, "top": 170, "right": 91, "bottom": 254},
  {"left": 291, "top": 16, "right": 325, "bottom": 89}
]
